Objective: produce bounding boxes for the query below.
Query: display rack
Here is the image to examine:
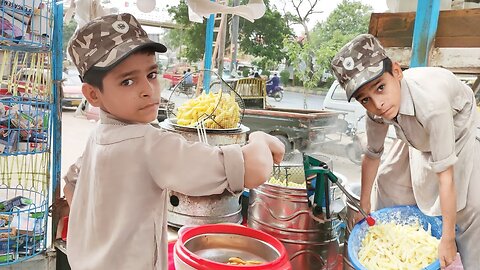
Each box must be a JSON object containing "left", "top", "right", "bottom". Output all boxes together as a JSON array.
[{"left": 0, "top": 0, "right": 54, "bottom": 265}]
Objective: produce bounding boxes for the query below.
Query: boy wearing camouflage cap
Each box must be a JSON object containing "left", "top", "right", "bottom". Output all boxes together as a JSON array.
[
  {"left": 63, "top": 13, "right": 284, "bottom": 270},
  {"left": 331, "top": 34, "right": 480, "bottom": 269}
]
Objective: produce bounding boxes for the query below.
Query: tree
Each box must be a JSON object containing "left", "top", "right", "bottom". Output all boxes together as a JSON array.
[
  {"left": 279, "top": 0, "right": 323, "bottom": 89},
  {"left": 284, "top": 0, "right": 372, "bottom": 89},
  {"left": 312, "top": 0, "right": 371, "bottom": 43},
  {"left": 166, "top": 1, "right": 207, "bottom": 62},
  {"left": 281, "top": 0, "right": 323, "bottom": 41},
  {"left": 63, "top": 19, "right": 78, "bottom": 53},
  {"left": 311, "top": 0, "right": 372, "bottom": 77},
  {"left": 238, "top": 3, "right": 293, "bottom": 70},
  {"left": 166, "top": 0, "right": 292, "bottom": 67}
]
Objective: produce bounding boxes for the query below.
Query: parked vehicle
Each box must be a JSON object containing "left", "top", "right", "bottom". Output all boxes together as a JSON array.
[
  {"left": 162, "top": 66, "right": 199, "bottom": 89},
  {"left": 62, "top": 70, "right": 83, "bottom": 109},
  {"left": 233, "top": 78, "right": 341, "bottom": 153},
  {"left": 242, "top": 107, "right": 341, "bottom": 153},
  {"left": 323, "top": 80, "right": 396, "bottom": 138},
  {"left": 77, "top": 97, "right": 172, "bottom": 123}
]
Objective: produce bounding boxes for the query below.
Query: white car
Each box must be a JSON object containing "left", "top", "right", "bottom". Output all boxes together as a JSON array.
[{"left": 323, "top": 80, "right": 396, "bottom": 138}]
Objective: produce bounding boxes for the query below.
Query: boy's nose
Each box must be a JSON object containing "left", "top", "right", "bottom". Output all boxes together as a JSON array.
[
  {"left": 372, "top": 97, "right": 384, "bottom": 110},
  {"left": 141, "top": 80, "right": 155, "bottom": 97}
]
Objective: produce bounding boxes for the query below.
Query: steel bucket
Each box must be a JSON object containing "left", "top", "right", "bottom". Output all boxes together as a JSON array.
[
  {"left": 248, "top": 165, "right": 346, "bottom": 270},
  {"left": 159, "top": 121, "right": 249, "bottom": 227},
  {"left": 343, "top": 182, "right": 360, "bottom": 270}
]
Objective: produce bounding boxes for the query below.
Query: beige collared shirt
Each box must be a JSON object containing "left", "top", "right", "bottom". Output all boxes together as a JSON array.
[
  {"left": 365, "top": 67, "right": 479, "bottom": 216},
  {"left": 64, "top": 111, "right": 245, "bottom": 270}
]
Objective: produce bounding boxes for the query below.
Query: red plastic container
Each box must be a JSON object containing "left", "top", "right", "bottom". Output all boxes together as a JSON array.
[{"left": 174, "top": 223, "right": 292, "bottom": 270}]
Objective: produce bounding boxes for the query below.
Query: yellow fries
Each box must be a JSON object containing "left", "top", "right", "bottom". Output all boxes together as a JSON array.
[
  {"left": 359, "top": 222, "right": 439, "bottom": 270},
  {"left": 268, "top": 176, "right": 305, "bottom": 188},
  {"left": 177, "top": 92, "right": 241, "bottom": 129},
  {"left": 226, "top": 257, "right": 264, "bottom": 265}
]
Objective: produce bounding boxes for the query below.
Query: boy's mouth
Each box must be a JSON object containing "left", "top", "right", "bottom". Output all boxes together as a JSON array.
[{"left": 140, "top": 102, "right": 159, "bottom": 110}]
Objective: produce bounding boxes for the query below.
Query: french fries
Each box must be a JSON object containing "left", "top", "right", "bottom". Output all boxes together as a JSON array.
[
  {"left": 226, "top": 257, "right": 264, "bottom": 265},
  {"left": 176, "top": 92, "right": 241, "bottom": 129},
  {"left": 359, "top": 222, "right": 439, "bottom": 270}
]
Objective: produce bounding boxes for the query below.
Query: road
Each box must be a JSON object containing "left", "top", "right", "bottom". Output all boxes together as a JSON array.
[{"left": 61, "top": 90, "right": 361, "bottom": 192}]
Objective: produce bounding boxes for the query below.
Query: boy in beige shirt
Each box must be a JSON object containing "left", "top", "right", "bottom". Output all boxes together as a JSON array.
[
  {"left": 63, "top": 13, "right": 284, "bottom": 270},
  {"left": 331, "top": 34, "right": 480, "bottom": 269}
]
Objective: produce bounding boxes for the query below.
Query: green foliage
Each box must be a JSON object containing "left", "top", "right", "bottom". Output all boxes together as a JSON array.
[
  {"left": 63, "top": 20, "right": 77, "bottom": 53},
  {"left": 166, "top": 1, "right": 207, "bottom": 62},
  {"left": 283, "top": 0, "right": 372, "bottom": 89},
  {"left": 314, "top": 0, "right": 372, "bottom": 43},
  {"left": 165, "top": 0, "right": 292, "bottom": 65},
  {"left": 238, "top": 6, "right": 293, "bottom": 65},
  {"left": 263, "top": 70, "right": 271, "bottom": 78},
  {"left": 242, "top": 68, "right": 250, "bottom": 77},
  {"left": 280, "top": 70, "right": 290, "bottom": 85}
]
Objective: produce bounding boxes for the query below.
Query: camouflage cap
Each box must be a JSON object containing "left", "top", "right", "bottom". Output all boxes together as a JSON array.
[
  {"left": 68, "top": 13, "right": 167, "bottom": 78},
  {"left": 331, "top": 34, "right": 387, "bottom": 102}
]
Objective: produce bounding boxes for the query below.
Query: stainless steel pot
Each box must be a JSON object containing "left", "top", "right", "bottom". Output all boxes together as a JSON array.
[
  {"left": 343, "top": 182, "right": 361, "bottom": 270},
  {"left": 184, "top": 233, "right": 279, "bottom": 263},
  {"left": 159, "top": 121, "right": 249, "bottom": 227},
  {"left": 248, "top": 166, "right": 346, "bottom": 270}
]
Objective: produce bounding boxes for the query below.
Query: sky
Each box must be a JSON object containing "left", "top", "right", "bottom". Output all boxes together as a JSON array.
[
  {"left": 103, "top": 0, "right": 389, "bottom": 35},
  {"left": 156, "top": 0, "right": 389, "bottom": 35}
]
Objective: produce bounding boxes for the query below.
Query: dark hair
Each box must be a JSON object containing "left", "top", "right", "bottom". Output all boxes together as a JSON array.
[
  {"left": 82, "top": 47, "right": 157, "bottom": 91},
  {"left": 82, "top": 67, "right": 109, "bottom": 90},
  {"left": 383, "top": 57, "right": 393, "bottom": 75}
]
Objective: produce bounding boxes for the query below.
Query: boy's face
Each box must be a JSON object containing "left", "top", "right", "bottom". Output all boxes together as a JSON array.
[
  {"left": 354, "top": 62, "right": 403, "bottom": 120},
  {"left": 86, "top": 52, "right": 160, "bottom": 123}
]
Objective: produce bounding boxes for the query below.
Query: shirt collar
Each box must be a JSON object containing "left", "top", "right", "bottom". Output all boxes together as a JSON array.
[
  {"left": 398, "top": 78, "right": 415, "bottom": 116},
  {"left": 99, "top": 109, "right": 129, "bottom": 126}
]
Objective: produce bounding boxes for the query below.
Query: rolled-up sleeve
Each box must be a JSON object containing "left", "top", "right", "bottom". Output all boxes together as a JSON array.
[
  {"left": 220, "top": 144, "right": 245, "bottom": 193},
  {"left": 365, "top": 112, "right": 389, "bottom": 159},
  {"left": 424, "top": 105, "right": 458, "bottom": 172},
  {"left": 63, "top": 155, "right": 83, "bottom": 189},
  {"left": 146, "top": 130, "right": 245, "bottom": 196}
]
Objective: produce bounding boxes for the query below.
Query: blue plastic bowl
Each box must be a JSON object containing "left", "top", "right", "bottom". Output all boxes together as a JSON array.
[{"left": 348, "top": 205, "right": 442, "bottom": 270}]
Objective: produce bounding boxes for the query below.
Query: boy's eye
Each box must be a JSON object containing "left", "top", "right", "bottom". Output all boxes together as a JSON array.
[
  {"left": 121, "top": 79, "right": 134, "bottom": 86},
  {"left": 377, "top": 84, "right": 385, "bottom": 92},
  {"left": 361, "top": 97, "right": 369, "bottom": 105},
  {"left": 148, "top": 72, "right": 158, "bottom": 79}
]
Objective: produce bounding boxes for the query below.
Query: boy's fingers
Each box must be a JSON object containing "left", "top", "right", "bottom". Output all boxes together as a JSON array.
[{"left": 440, "top": 256, "right": 446, "bottom": 269}]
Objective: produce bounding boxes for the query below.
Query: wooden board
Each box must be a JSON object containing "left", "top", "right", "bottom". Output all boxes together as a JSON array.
[
  {"left": 369, "top": 8, "right": 480, "bottom": 48},
  {"left": 244, "top": 108, "right": 339, "bottom": 120},
  {"left": 386, "top": 47, "right": 480, "bottom": 74}
]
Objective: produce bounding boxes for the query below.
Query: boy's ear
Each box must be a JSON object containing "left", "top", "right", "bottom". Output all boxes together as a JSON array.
[
  {"left": 82, "top": 83, "right": 102, "bottom": 107},
  {"left": 392, "top": 62, "right": 403, "bottom": 80}
]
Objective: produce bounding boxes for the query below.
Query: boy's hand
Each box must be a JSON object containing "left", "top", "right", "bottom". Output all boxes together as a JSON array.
[
  {"left": 268, "top": 136, "right": 285, "bottom": 164},
  {"left": 249, "top": 132, "right": 285, "bottom": 164},
  {"left": 242, "top": 132, "right": 285, "bottom": 189},
  {"left": 439, "top": 237, "right": 457, "bottom": 269}
]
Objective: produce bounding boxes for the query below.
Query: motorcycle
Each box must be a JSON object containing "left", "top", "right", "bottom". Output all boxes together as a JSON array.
[{"left": 266, "top": 83, "right": 284, "bottom": 102}]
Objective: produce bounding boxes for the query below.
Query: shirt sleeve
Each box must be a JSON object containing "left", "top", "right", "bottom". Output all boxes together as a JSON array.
[
  {"left": 145, "top": 130, "right": 245, "bottom": 196},
  {"left": 63, "top": 155, "right": 83, "bottom": 190},
  {"left": 364, "top": 112, "right": 389, "bottom": 159},
  {"left": 422, "top": 94, "right": 459, "bottom": 173}
]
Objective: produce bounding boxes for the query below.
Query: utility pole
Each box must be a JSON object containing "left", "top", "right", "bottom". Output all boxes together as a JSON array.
[
  {"left": 217, "top": 14, "right": 228, "bottom": 78},
  {"left": 230, "top": 0, "right": 240, "bottom": 74}
]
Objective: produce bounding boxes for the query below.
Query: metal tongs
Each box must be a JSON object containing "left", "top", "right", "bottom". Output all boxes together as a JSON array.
[{"left": 303, "top": 154, "right": 375, "bottom": 226}]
